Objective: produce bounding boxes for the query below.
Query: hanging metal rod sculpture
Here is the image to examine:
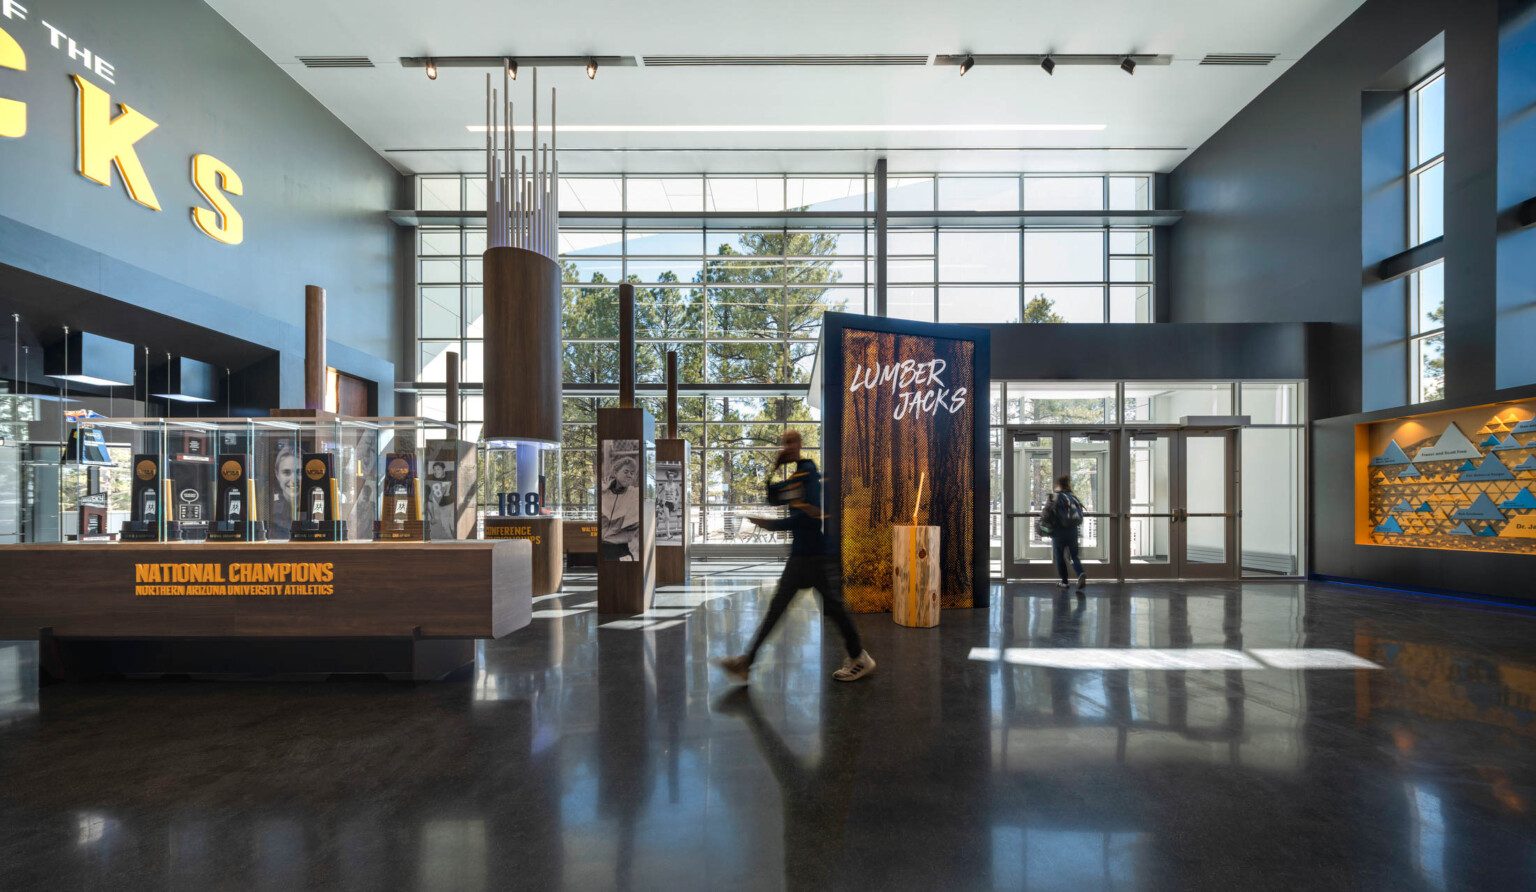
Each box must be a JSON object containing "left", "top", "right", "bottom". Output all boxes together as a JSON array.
[{"left": 485, "top": 67, "right": 558, "bottom": 259}]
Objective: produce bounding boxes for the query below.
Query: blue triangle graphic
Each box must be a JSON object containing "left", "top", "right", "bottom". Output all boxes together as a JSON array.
[
  {"left": 1493, "top": 434, "right": 1526, "bottom": 451},
  {"left": 1501, "top": 488, "right": 1536, "bottom": 510},
  {"left": 1454, "top": 493, "right": 1506, "bottom": 521},
  {"left": 1392, "top": 499, "right": 1414, "bottom": 512},
  {"left": 1397, "top": 463, "right": 1422, "bottom": 478},
  {"left": 1481, "top": 435, "right": 1502, "bottom": 448},
  {"left": 1459, "top": 460, "right": 1478, "bottom": 473},
  {"left": 1460, "top": 455, "right": 1514, "bottom": 482},
  {"left": 1513, "top": 418, "right": 1536, "bottom": 435},
  {"left": 1448, "top": 521, "right": 1474, "bottom": 535},
  {"left": 1476, "top": 525, "right": 1500, "bottom": 536},
  {"left": 1515, "top": 455, "right": 1536, "bottom": 472},
  {"left": 1371, "top": 441, "right": 1412, "bottom": 466},
  {"left": 1416, "top": 502, "right": 1435, "bottom": 512},
  {"left": 1374, "top": 516, "right": 1405, "bottom": 534}
]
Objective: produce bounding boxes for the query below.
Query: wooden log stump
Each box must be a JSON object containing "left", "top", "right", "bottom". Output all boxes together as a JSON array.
[{"left": 892, "top": 525, "right": 940, "bottom": 628}]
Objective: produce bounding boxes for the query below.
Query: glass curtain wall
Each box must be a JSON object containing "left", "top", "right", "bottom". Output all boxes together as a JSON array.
[
  {"left": 887, "top": 175, "right": 1153, "bottom": 324},
  {"left": 415, "top": 172, "right": 1157, "bottom": 546}
]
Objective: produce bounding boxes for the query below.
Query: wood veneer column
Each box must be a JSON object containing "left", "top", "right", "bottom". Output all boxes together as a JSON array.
[
  {"left": 619, "top": 283, "right": 636, "bottom": 409},
  {"left": 446, "top": 350, "right": 460, "bottom": 426},
  {"left": 304, "top": 285, "right": 326, "bottom": 411},
  {"left": 666, "top": 350, "right": 679, "bottom": 438}
]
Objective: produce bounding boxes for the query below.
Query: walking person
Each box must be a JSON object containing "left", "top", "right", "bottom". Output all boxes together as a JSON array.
[
  {"left": 713, "top": 431, "right": 876, "bottom": 684},
  {"left": 1040, "top": 474, "right": 1087, "bottom": 591}
]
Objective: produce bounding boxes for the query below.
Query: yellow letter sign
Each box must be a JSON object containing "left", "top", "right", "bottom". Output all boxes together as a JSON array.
[
  {"left": 191, "top": 153, "right": 243, "bottom": 245},
  {"left": 0, "top": 23, "right": 22, "bottom": 138},
  {"left": 72, "top": 74, "right": 161, "bottom": 210}
]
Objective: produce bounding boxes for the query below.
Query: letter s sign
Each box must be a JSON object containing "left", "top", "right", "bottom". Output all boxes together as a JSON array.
[{"left": 0, "top": 23, "right": 24, "bottom": 138}]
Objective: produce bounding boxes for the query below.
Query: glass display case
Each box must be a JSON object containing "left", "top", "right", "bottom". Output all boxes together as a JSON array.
[
  {"left": 479, "top": 442, "right": 560, "bottom": 525},
  {"left": 43, "top": 417, "right": 463, "bottom": 543}
]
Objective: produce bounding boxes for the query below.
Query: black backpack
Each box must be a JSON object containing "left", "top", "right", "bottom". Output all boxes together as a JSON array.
[{"left": 1052, "top": 492, "right": 1084, "bottom": 530}]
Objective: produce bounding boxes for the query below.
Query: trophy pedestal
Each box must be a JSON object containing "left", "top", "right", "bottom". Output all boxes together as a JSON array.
[
  {"left": 374, "top": 519, "right": 428, "bottom": 541},
  {"left": 290, "top": 521, "right": 347, "bottom": 542}
]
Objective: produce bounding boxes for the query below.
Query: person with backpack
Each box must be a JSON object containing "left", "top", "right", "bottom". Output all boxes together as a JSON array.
[{"left": 1039, "top": 474, "right": 1087, "bottom": 591}]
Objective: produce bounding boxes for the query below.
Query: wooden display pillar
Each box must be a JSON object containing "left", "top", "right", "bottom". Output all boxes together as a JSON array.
[
  {"left": 596, "top": 407, "right": 656, "bottom": 614},
  {"left": 655, "top": 439, "right": 690, "bottom": 585},
  {"left": 654, "top": 349, "right": 689, "bottom": 586},
  {"left": 485, "top": 515, "right": 562, "bottom": 595},
  {"left": 892, "top": 525, "right": 941, "bottom": 628}
]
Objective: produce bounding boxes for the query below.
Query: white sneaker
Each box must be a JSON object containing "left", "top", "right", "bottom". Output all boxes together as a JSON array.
[{"left": 833, "top": 650, "right": 876, "bottom": 682}]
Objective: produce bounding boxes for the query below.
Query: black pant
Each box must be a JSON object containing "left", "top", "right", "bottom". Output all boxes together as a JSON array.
[
  {"left": 1051, "top": 530, "right": 1083, "bottom": 582},
  {"left": 747, "top": 555, "right": 863, "bottom": 662}
]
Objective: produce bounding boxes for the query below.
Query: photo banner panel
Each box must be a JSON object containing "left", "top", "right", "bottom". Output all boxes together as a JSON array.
[{"left": 839, "top": 328, "right": 976, "bottom": 612}]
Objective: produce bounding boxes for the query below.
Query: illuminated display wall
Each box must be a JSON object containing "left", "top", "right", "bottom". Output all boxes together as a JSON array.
[
  {"left": 821, "top": 314, "right": 988, "bottom": 612},
  {"left": 1361, "top": 400, "right": 1536, "bottom": 553}
]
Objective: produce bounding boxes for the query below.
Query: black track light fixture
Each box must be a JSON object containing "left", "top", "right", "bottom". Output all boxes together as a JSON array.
[
  {"left": 1041, "top": 55, "right": 1055, "bottom": 75},
  {"left": 425, "top": 58, "right": 438, "bottom": 80},
  {"left": 1120, "top": 56, "right": 1136, "bottom": 75},
  {"left": 586, "top": 57, "right": 598, "bottom": 79},
  {"left": 959, "top": 54, "right": 975, "bottom": 76},
  {"left": 505, "top": 57, "right": 517, "bottom": 80}
]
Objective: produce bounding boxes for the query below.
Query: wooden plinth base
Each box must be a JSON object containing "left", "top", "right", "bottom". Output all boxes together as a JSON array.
[
  {"left": 893, "top": 525, "right": 941, "bottom": 628},
  {"left": 484, "top": 516, "right": 563, "bottom": 595}
]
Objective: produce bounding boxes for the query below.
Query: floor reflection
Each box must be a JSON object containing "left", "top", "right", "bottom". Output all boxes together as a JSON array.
[{"left": 0, "top": 573, "right": 1532, "bottom": 890}]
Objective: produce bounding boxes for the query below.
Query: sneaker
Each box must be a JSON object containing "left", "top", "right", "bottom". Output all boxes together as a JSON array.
[
  {"left": 1056, "top": 579, "right": 1070, "bottom": 588},
  {"left": 1077, "top": 571, "right": 1087, "bottom": 590},
  {"left": 833, "top": 650, "right": 876, "bottom": 682},
  {"left": 712, "top": 655, "right": 751, "bottom": 684}
]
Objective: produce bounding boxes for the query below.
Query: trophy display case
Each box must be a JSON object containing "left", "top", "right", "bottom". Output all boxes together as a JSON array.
[{"left": 50, "top": 417, "right": 464, "bottom": 544}]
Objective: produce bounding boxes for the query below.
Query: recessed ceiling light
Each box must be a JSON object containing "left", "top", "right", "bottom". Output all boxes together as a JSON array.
[{"left": 465, "top": 123, "right": 1106, "bottom": 133}]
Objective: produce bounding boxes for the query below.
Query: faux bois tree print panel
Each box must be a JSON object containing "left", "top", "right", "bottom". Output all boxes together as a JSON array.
[
  {"left": 840, "top": 329, "right": 975, "bottom": 612},
  {"left": 1363, "top": 400, "right": 1536, "bottom": 553}
]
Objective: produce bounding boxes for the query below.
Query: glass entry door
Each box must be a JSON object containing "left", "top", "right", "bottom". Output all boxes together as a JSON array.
[
  {"left": 1124, "top": 430, "right": 1237, "bottom": 579},
  {"left": 1003, "top": 428, "right": 1119, "bottom": 579},
  {"left": 1006, "top": 426, "right": 1238, "bottom": 580}
]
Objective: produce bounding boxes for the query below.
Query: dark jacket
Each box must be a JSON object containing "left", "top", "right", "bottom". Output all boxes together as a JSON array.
[{"left": 756, "top": 458, "right": 829, "bottom": 556}]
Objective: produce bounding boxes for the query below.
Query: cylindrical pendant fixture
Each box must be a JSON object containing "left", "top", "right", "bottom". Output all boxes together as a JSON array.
[{"left": 482, "top": 246, "right": 561, "bottom": 446}]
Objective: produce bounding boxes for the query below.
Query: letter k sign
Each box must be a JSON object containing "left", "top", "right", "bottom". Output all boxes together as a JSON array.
[
  {"left": 72, "top": 74, "right": 161, "bottom": 210},
  {"left": 0, "top": 23, "right": 24, "bottom": 138}
]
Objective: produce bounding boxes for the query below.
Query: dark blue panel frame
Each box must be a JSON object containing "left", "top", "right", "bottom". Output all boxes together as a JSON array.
[{"left": 819, "top": 311, "right": 992, "bottom": 608}]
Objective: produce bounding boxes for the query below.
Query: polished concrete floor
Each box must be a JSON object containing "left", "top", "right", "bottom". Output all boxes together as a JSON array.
[{"left": 1, "top": 565, "right": 1534, "bottom": 891}]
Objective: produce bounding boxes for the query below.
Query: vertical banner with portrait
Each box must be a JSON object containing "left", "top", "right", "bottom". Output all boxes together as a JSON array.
[
  {"left": 600, "top": 439, "right": 642, "bottom": 560},
  {"left": 822, "top": 315, "right": 988, "bottom": 613},
  {"left": 422, "top": 441, "right": 458, "bottom": 541},
  {"left": 655, "top": 460, "right": 684, "bottom": 545}
]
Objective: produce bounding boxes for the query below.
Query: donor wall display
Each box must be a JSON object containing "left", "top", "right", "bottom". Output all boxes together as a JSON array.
[
  {"left": 817, "top": 313, "right": 990, "bottom": 613},
  {"left": 1361, "top": 399, "right": 1536, "bottom": 553}
]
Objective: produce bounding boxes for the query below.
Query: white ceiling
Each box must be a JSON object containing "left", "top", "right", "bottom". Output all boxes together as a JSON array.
[{"left": 206, "top": 0, "right": 1366, "bottom": 176}]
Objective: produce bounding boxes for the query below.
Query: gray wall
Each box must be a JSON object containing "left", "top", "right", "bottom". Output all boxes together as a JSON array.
[
  {"left": 1167, "top": 0, "right": 1501, "bottom": 418},
  {"left": 977, "top": 322, "right": 1316, "bottom": 384},
  {"left": 0, "top": 0, "right": 406, "bottom": 406},
  {"left": 1169, "top": 0, "right": 1536, "bottom": 598}
]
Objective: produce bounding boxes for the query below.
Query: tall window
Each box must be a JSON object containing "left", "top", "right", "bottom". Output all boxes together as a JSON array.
[{"left": 1409, "top": 70, "right": 1445, "bottom": 402}]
